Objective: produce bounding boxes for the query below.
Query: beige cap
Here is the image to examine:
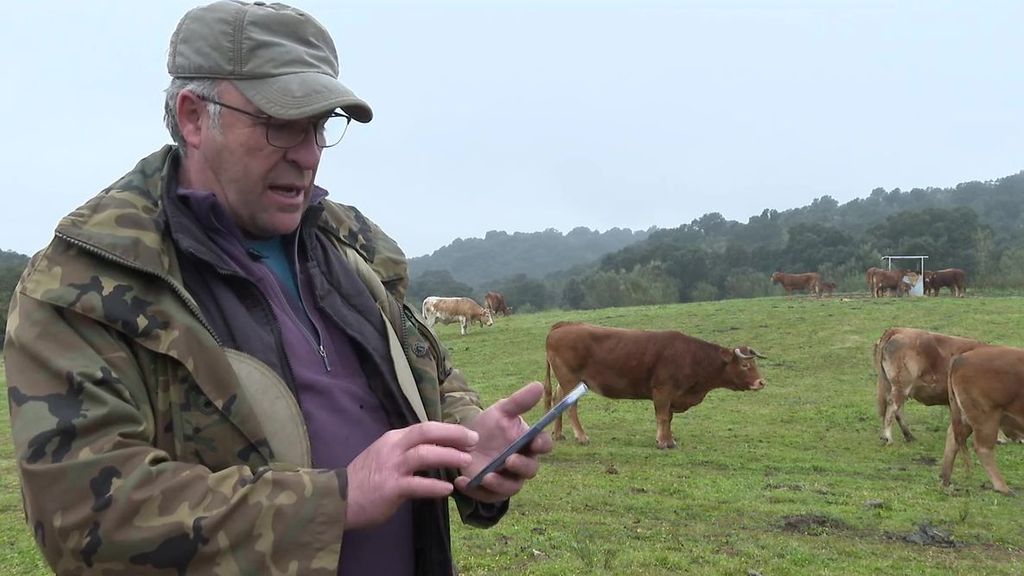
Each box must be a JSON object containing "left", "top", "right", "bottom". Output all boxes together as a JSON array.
[{"left": 168, "top": 0, "right": 372, "bottom": 122}]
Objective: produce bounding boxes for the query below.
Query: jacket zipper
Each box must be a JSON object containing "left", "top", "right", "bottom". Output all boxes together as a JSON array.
[
  {"left": 56, "top": 232, "right": 222, "bottom": 346},
  {"left": 292, "top": 238, "right": 331, "bottom": 372}
]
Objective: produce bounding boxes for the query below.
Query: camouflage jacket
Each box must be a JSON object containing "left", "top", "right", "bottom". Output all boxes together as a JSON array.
[{"left": 4, "top": 146, "right": 502, "bottom": 575}]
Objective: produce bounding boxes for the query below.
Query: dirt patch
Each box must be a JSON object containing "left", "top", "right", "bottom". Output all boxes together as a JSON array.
[
  {"left": 912, "top": 456, "right": 938, "bottom": 466},
  {"left": 780, "top": 514, "right": 848, "bottom": 535},
  {"left": 885, "top": 523, "right": 963, "bottom": 548}
]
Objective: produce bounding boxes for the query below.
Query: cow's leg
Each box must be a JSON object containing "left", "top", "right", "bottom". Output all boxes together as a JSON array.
[
  {"left": 652, "top": 389, "right": 677, "bottom": 449},
  {"left": 459, "top": 317, "right": 467, "bottom": 336},
  {"left": 566, "top": 402, "right": 590, "bottom": 445},
  {"left": 940, "top": 423, "right": 960, "bottom": 487},
  {"left": 973, "top": 419, "right": 1012, "bottom": 494},
  {"left": 549, "top": 383, "right": 567, "bottom": 441}
]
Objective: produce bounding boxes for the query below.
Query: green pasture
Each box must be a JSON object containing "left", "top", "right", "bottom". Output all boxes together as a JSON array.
[{"left": 3, "top": 293, "right": 1024, "bottom": 574}]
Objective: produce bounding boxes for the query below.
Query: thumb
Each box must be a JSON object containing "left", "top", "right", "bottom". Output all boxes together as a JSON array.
[{"left": 495, "top": 381, "right": 545, "bottom": 417}]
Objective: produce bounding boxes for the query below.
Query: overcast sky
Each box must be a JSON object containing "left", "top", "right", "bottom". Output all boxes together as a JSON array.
[{"left": 3, "top": 1, "right": 1022, "bottom": 259}]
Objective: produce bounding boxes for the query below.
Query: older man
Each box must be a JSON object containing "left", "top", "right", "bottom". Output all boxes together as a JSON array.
[{"left": 3, "top": 2, "right": 551, "bottom": 575}]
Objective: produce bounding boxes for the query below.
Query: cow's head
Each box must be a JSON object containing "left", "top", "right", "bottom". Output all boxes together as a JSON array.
[
  {"left": 483, "top": 308, "right": 494, "bottom": 326},
  {"left": 770, "top": 272, "right": 781, "bottom": 283},
  {"left": 720, "top": 346, "right": 766, "bottom": 391}
]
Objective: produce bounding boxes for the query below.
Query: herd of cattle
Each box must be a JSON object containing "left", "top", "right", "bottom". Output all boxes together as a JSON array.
[
  {"left": 770, "top": 267, "right": 968, "bottom": 298},
  {"left": 422, "top": 270, "right": 1020, "bottom": 494}
]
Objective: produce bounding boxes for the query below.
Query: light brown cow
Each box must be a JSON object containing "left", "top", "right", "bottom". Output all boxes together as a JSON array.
[
  {"left": 940, "top": 345, "right": 1024, "bottom": 494},
  {"left": 544, "top": 321, "right": 766, "bottom": 449},
  {"left": 484, "top": 291, "right": 511, "bottom": 316},
  {"left": 865, "top": 267, "right": 883, "bottom": 297},
  {"left": 872, "top": 269, "right": 914, "bottom": 297},
  {"left": 421, "top": 296, "right": 493, "bottom": 335},
  {"left": 924, "top": 268, "right": 966, "bottom": 297},
  {"left": 875, "top": 327, "right": 987, "bottom": 444},
  {"left": 770, "top": 271, "right": 821, "bottom": 297}
]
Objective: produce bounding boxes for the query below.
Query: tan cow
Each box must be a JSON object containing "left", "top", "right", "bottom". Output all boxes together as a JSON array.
[
  {"left": 770, "top": 272, "right": 821, "bottom": 297},
  {"left": 544, "top": 321, "right": 766, "bottom": 449},
  {"left": 872, "top": 269, "right": 914, "bottom": 297},
  {"left": 866, "top": 267, "right": 883, "bottom": 297},
  {"left": 940, "top": 345, "right": 1024, "bottom": 494},
  {"left": 875, "top": 327, "right": 987, "bottom": 444},
  {"left": 421, "top": 296, "right": 493, "bottom": 335}
]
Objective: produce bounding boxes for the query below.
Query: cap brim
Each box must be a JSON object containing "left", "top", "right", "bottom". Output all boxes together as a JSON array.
[{"left": 232, "top": 72, "right": 373, "bottom": 123}]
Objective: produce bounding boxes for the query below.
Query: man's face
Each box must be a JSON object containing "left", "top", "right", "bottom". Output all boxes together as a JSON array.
[{"left": 189, "top": 83, "right": 324, "bottom": 238}]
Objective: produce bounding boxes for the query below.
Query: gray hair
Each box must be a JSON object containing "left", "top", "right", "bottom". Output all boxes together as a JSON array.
[{"left": 163, "top": 78, "right": 223, "bottom": 153}]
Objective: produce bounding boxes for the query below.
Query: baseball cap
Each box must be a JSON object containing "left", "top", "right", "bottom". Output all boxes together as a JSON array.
[{"left": 167, "top": 0, "right": 372, "bottom": 122}]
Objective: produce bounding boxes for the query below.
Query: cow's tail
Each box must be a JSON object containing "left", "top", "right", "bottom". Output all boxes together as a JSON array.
[
  {"left": 544, "top": 353, "right": 554, "bottom": 411},
  {"left": 875, "top": 329, "right": 896, "bottom": 418},
  {"left": 947, "top": 355, "right": 971, "bottom": 470}
]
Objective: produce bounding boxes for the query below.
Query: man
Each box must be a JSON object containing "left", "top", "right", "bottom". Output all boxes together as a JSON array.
[{"left": 3, "top": 2, "right": 551, "bottom": 575}]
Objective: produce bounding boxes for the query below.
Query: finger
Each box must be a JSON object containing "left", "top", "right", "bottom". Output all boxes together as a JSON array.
[
  {"left": 395, "top": 421, "right": 479, "bottom": 451},
  {"left": 493, "top": 381, "right": 545, "bottom": 418},
  {"left": 399, "top": 476, "right": 457, "bottom": 500},
  {"left": 405, "top": 444, "right": 472, "bottom": 473},
  {"left": 525, "top": 431, "right": 554, "bottom": 455},
  {"left": 498, "top": 452, "right": 541, "bottom": 480},
  {"left": 456, "top": 470, "right": 524, "bottom": 498}
]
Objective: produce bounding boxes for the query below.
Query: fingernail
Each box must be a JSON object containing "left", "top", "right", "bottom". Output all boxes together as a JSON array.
[{"left": 467, "top": 430, "right": 479, "bottom": 444}]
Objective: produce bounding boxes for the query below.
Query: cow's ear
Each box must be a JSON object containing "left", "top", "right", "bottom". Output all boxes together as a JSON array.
[{"left": 720, "top": 348, "right": 735, "bottom": 363}]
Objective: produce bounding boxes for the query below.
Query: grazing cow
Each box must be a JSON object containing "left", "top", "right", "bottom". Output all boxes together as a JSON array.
[
  {"left": 940, "top": 345, "right": 1024, "bottom": 494},
  {"left": 484, "top": 291, "right": 512, "bottom": 316},
  {"left": 875, "top": 327, "right": 988, "bottom": 444},
  {"left": 421, "top": 296, "right": 493, "bottom": 335},
  {"left": 820, "top": 281, "right": 837, "bottom": 297},
  {"left": 865, "top": 267, "right": 883, "bottom": 297},
  {"left": 770, "top": 271, "right": 821, "bottom": 297},
  {"left": 543, "top": 321, "right": 766, "bottom": 449},
  {"left": 924, "top": 268, "right": 966, "bottom": 297},
  {"left": 872, "top": 269, "right": 913, "bottom": 297}
]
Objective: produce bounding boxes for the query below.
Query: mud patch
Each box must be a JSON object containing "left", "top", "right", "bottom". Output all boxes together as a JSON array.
[
  {"left": 912, "top": 456, "right": 937, "bottom": 466},
  {"left": 885, "top": 523, "right": 963, "bottom": 548},
  {"left": 780, "top": 514, "right": 848, "bottom": 535}
]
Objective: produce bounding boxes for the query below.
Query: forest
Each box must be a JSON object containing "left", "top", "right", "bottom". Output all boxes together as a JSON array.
[
  {"left": 2, "top": 170, "right": 1023, "bottom": 341},
  {"left": 407, "top": 171, "right": 1024, "bottom": 311}
]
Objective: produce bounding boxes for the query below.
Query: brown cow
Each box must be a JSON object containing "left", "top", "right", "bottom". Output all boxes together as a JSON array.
[
  {"left": 872, "top": 269, "right": 914, "bottom": 297},
  {"left": 875, "top": 327, "right": 987, "bottom": 444},
  {"left": 544, "top": 321, "right": 766, "bottom": 449},
  {"left": 484, "top": 291, "right": 512, "bottom": 316},
  {"left": 421, "top": 296, "right": 493, "bottom": 335},
  {"left": 770, "top": 271, "right": 821, "bottom": 297},
  {"left": 820, "top": 281, "right": 837, "bottom": 297},
  {"left": 924, "top": 268, "right": 966, "bottom": 297},
  {"left": 940, "top": 345, "right": 1024, "bottom": 494},
  {"left": 865, "top": 267, "right": 883, "bottom": 297}
]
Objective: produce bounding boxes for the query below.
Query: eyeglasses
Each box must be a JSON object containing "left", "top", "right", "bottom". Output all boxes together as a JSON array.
[{"left": 196, "top": 96, "right": 351, "bottom": 149}]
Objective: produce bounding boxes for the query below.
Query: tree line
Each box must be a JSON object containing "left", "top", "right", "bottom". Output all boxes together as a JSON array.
[{"left": 410, "top": 171, "right": 1024, "bottom": 310}]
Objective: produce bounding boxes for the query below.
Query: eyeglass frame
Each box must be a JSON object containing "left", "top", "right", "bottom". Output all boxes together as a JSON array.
[{"left": 194, "top": 95, "right": 351, "bottom": 149}]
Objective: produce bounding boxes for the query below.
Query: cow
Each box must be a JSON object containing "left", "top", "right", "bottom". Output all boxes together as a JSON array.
[
  {"left": 770, "top": 271, "right": 821, "bottom": 297},
  {"left": 865, "top": 267, "right": 883, "bottom": 297},
  {"left": 820, "top": 281, "right": 837, "bottom": 297},
  {"left": 484, "top": 291, "right": 512, "bottom": 316},
  {"left": 872, "top": 269, "right": 913, "bottom": 297},
  {"left": 940, "top": 345, "right": 1024, "bottom": 494},
  {"left": 924, "top": 268, "right": 966, "bottom": 297},
  {"left": 875, "top": 327, "right": 988, "bottom": 445},
  {"left": 543, "top": 321, "right": 766, "bottom": 449},
  {"left": 421, "top": 296, "right": 493, "bottom": 335}
]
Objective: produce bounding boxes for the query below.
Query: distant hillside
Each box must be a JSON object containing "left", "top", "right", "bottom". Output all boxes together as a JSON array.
[
  {"left": 0, "top": 249, "right": 30, "bottom": 347},
  {"left": 408, "top": 226, "right": 651, "bottom": 289}
]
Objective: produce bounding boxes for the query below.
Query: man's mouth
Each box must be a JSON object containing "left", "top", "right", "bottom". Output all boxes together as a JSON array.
[{"left": 269, "top": 184, "right": 304, "bottom": 198}]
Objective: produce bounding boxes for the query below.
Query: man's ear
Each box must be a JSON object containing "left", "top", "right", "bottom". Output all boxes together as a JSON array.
[{"left": 176, "top": 91, "right": 206, "bottom": 150}]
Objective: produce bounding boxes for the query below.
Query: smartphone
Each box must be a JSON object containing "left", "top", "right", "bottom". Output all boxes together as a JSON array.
[{"left": 465, "top": 382, "right": 588, "bottom": 490}]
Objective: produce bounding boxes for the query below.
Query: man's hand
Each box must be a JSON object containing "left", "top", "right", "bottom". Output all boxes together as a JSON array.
[
  {"left": 344, "top": 422, "right": 478, "bottom": 529},
  {"left": 454, "top": 381, "right": 554, "bottom": 502}
]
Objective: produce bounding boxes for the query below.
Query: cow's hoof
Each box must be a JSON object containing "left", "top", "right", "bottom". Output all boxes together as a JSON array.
[
  {"left": 576, "top": 436, "right": 590, "bottom": 446},
  {"left": 553, "top": 433, "right": 566, "bottom": 442},
  {"left": 657, "top": 442, "right": 677, "bottom": 450}
]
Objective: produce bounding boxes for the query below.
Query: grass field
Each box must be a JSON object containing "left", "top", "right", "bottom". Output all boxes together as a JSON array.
[{"left": 4, "top": 293, "right": 1024, "bottom": 574}]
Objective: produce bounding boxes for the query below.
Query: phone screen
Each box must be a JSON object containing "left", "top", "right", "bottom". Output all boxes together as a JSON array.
[{"left": 465, "top": 382, "right": 588, "bottom": 490}]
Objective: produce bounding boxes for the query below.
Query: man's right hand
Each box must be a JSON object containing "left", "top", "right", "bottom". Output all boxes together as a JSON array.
[{"left": 343, "top": 421, "right": 478, "bottom": 529}]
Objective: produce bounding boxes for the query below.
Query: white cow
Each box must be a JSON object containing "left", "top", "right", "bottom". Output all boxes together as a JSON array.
[{"left": 421, "top": 296, "right": 494, "bottom": 335}]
